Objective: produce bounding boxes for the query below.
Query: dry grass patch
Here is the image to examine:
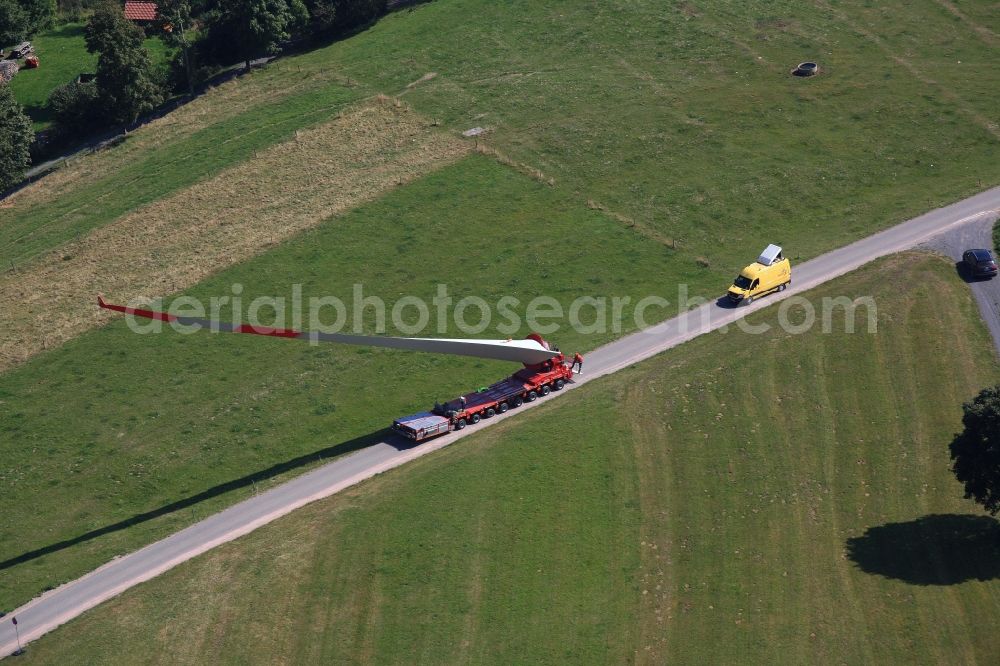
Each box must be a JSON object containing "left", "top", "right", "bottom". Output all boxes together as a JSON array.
[
  {"left": 4, "top": 68, "right": 358, "bottom": 214},
  {"left": 0, "top": 99, "right": 468, "bottom": 372},
  {"left": 473, "top": 143, "right": 555, "bottom": 186}
]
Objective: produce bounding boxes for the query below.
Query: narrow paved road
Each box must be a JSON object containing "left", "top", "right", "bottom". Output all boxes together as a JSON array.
[{"left": 3, "top": 186, "right": 999, "bottom": 657}]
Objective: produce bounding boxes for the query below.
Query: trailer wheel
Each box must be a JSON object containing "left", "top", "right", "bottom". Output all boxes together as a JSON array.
[
  {"left": 553, "top": 379, "right": 565, "bottom": 390},
  {"left": 486, "top": 407, "right": 496, "bottom": 418},
  {"left": 498, "top": 402, "right": 509, "bottom": 413},
  {"left": 527, "top": 391, "right": 538, "bottom": 402},
  {"left": 456, "top": 418, "right": 467, "bottom": 430},
  {"left": 513, "top": 396, "right": 524, "bottom": 408},
  {"left": 471, "top": 413, "right": 481, "bottom": 424},
  {"left": 540, "top": 385, "right": 551, "bottom": 396}
]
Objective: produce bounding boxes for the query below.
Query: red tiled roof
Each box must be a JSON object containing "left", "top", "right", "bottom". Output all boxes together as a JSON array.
[{"left": 123, "top": 1, "right": 157, "bottom": 21}]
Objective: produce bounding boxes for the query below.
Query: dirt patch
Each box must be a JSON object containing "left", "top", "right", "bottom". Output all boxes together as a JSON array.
[
  {"left": 473, "top": 143, "right": 555, "bottom": 186},
  {"left": 0, "top": 98, "right": 468, "bottom": 373}
]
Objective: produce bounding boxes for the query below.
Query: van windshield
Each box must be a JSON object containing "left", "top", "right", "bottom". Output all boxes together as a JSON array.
[{"left": 733, "top": 275, "right": 752, "bottom": 289}]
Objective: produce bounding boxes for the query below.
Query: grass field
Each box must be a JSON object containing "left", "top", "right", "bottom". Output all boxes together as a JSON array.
[
  {"left": 3, "top": 0, "right": 1000, "bottom": 646},
  {"left": 0, "top": 98, "right": 470, "bottom": 371},
  {"left": 1, "top": 78, "right": 363, "bottom": 269},
  {"left": 322, "top": 0, "right": 1000, "bottom": 264},
  {"left": 0, "top": 155, "right": 703, "bottom": 611},
  {"left": 6, "top": 22, "right": 171, "bottom": 130},
  {"left": 16, "top": 253, "right": 1000, "bottom": 663},
  {"left": 5, "top": 1, "right": 999, "bottom": 271}
]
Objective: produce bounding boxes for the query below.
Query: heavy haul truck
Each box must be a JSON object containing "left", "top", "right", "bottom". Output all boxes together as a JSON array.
[
  {"left": 393, "top": 336, "right": 575, "bottom": 442},
  {"left": 97, "top": 297, "right": 577, "bottom": 444}
]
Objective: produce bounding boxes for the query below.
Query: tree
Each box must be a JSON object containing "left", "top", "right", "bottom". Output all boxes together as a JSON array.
[
  {"left": 47, "top": 79, "right": 103, "bottom": 133},
  {"left": 206, "top": 0, "right": 307, "bottom": 71},
  {"left": 0, "top": 0, "right": 29, "bottom": 45},
  {"left": 19, "top": 0, "right": 54, "bottom": 34},
  {"left": 0, "top": 83, "right": 33, "bottom": 191},
  {"left": 0, "top": 0, "right": 53, "bottom": 43},
  {"left": 950, "top": 385, "right": 1000, "bottom": 515},
  {"left": 330, "top": 0, "right": 385, "bottom": 34},
  {"left": 85, "top": 2, "right": 162, "bottom": 124},
  {"left": 155, "top": 0, "right": 195, "bottom": 96},
  {"left": 302, "top": 0, "right": 335, "bottom": 36},
  {"left": 301, "top": 0, "right": 387, "bottom": 38}
]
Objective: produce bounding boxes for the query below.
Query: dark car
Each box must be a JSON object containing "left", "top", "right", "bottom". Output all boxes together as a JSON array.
[{"left": 962, "top": 249, "right": 999, "bottom": 278}]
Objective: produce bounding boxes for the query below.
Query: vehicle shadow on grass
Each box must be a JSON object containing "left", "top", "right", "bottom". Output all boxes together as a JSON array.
[
  {"left": 954, "top": 260, "right": 998, "bottom": 284},
  {"left": 0, "top": 428, "right": 412, "bottom": 571},
  {"left": 845, "top": 514, "right": 1000, "bottom": 585},
  {"left": 955, "top": 261, "right": 978, "bottom": 284}
]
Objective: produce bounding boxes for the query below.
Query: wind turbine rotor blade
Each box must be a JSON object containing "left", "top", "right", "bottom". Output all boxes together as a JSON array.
[
  {"left": 97, "top": 296, "right": 559, "bottom": 365},
  {"left": 309, "top": 332, "right": 558, "bottom": 364}
]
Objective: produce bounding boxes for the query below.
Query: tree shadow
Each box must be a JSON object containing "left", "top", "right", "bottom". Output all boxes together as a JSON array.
[
  {"left": 48, "top": 22, "right": 87, "bottom": 39},
  {"left": 22, "top": 101, "right": 52, "bottom": 127},
  {"left": 846, "top": 514, "right": 1000, "bottom": 585},
  {"left": 0, "top": 428, "right": 413, "bottom": 571}
]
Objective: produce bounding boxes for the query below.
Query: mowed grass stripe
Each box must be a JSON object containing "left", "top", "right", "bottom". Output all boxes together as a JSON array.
[
  {"left": 626, "top": 254, "right": 1000, "bottom": 662},
  {"left": 1, "top": 76, "right": 363, "bottom": 268},
  {"left": 15, "top": 253, "right": 1000, "bottom": 663},
  {"left": 8, "top": 0, "right": 999, "bottom": 294},
  {"left": 0, "top": 98, "right": 468, "bottom": 373}
]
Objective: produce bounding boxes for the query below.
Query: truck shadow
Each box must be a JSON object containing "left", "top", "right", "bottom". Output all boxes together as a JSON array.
[
  {"left": 0, "top": 428, "right": 405, "bottom": 572},
  {"left": 845, "top": 514, "right": 1000, "bottom": 585},
  {"left": 715, "top": 296, "right": 740, "bottom": 310}
]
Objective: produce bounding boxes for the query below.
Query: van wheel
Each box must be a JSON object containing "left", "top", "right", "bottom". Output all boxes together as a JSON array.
[
  {"left": 486, "top": 408, "right": 496, "bottom": 418},
  {"left": 540, "top": 385, "right": 551, "bottom": 396},
  {"left": 745, "top": 295, "right": 754, "bottom": 304},
  {"left": 553, "top": 379, "right": 565, "bottom": 390},
  {"left": 513, "top": 396, "right": 524, "bottom": 408},
  {"left": 498, "top": 402, "right": 509, "bottom": 413},
  {"left": 471, "top": 413, "right": 481, "bottom": 424},
  {"left": 456, "top": 418, "right": 467, "bottom": 430},
  {"left": 778, "top": 282, "right": 787, "bottom": 292},
  {"left": 527, "top": 391, "right": 538, "bottom": 402}
]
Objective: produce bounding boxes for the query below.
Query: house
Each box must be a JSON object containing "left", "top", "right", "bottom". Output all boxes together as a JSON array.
[{"left": 123, "top": 1, "right": 158, "bottom": 23}]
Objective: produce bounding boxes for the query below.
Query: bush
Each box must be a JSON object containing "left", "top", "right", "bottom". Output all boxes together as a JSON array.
[
  {"left": 303, "top": 0, "right": 387, "bottom": 38},
  {"left": 332, "top": 0, "right": 386, "bottom": 33},
  {"left": 165, "top": 44, "right": 220, "bottom": 95},
  {"left": 47, "top": 80, "right": 103, "bottom": 134}
]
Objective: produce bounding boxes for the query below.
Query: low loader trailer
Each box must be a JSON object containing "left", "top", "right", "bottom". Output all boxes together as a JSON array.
[{"left": 392, "top": 342, "right": 576, "bottom": 442}]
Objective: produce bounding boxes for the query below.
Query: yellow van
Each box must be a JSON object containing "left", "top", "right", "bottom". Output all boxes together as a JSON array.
[{"left": 727, "top": 244, "right": 791, "bottom": 305}]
